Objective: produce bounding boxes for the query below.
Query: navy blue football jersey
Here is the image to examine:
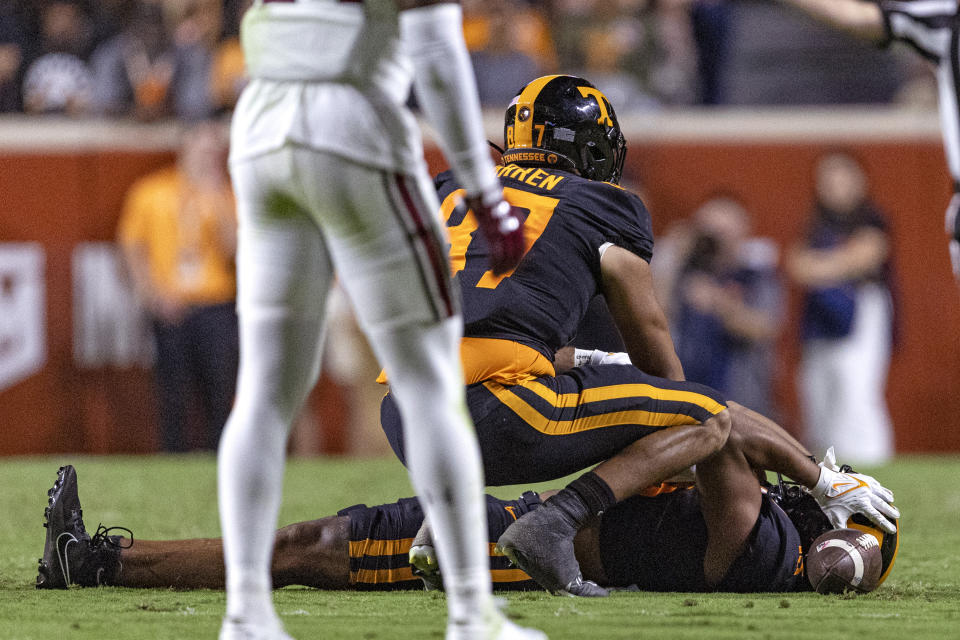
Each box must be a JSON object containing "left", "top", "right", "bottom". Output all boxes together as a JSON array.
[
  {"left": 436, "top": 164, "right": 654, "bottom": 360},
  {"left": 598, "top": 488, "right": 809, "bottom": 593}
]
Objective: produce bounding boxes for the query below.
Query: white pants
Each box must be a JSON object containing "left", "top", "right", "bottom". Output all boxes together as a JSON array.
[
  {"left": 232, "top": 146, "right": 456, "bottom": 336},
  {"left": 220, "top": 147, "right": 490, "bottom": 619},
  {"left": 799, "top": 283, "right": 894, "bottom": 465}
]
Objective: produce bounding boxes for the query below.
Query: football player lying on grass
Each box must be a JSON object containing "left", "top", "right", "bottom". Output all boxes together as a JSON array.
[{"left": 37, "top": 399, "right": 898, "bottom": 595}]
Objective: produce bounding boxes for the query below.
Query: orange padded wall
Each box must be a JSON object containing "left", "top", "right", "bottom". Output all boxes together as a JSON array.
[{"left": 0, "top": 134, "right": 957, "bottom": 454}]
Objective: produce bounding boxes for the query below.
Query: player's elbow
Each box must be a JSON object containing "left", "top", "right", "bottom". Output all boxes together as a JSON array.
[
  {"left": 723, "top": 402, "right": 749, "bottom": 450},
  {"left": 701, "top": 409, "right": 732, "bottom": 455}
]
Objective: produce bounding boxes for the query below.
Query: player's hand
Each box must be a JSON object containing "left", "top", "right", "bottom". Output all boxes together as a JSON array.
[
  {"left": 465, "top": 190, "right": 525, "bottom": 275},
  {"left": 807, "top": 448, "right": 899, "bottom": 534},
  {"left": 820, "top": 446, "right": 896, "bottom": 503}
]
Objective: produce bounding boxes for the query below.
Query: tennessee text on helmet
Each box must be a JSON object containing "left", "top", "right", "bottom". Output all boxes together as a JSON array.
[{"left": 502, "top": 75, "right": 627, "bottom": 184}]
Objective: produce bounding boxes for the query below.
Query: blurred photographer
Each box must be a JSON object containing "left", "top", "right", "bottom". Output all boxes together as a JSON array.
[{"left": 659, "top": 197, "right": 783, "bottom": 417}]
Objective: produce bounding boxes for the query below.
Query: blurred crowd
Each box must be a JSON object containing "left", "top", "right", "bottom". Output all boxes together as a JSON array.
[
  {"left": 0, "top": 0, "right": 246, "bottom": 119},
  {"left": 0, "top": 0, "right": 931, "bottom": 120}
]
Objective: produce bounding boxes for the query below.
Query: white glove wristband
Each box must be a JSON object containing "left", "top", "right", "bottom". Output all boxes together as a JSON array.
[
  {"left": 574, "top": 349, "right": 605, "bottom": 367},
  {"left": 573, "top": 349, "right": 632, "bottom": 367},
  {"left": 810, "top": 465, "right": 833, "bottom": 498}
]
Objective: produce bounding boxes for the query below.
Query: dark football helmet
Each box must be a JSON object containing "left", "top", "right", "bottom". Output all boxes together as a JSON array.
[
  {"left": 502, "top": 75, "right": 627, "bottom": 184},
  {"left": 769, "top": 472, "right": 899, "bottom": 587}
]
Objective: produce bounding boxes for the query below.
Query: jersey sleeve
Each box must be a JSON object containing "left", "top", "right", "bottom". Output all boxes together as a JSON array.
[
  {"left": 434, "top": 169, "right": 459, "bottom": 202},
  {"left": 576, "top": 182, "right": 655, "bottom": 263}
]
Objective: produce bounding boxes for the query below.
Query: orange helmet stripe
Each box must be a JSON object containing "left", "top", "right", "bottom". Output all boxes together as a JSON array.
[{"left": 513, "top": 74, "right": 562, "bottom": 149}]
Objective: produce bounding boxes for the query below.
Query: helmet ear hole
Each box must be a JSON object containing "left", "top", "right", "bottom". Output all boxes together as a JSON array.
[
  {"left": 587, "top": 142, "right": 605, "bottom": 162},
  {"left": 578, "top": 143, "right": 598, "bottom": 181}
]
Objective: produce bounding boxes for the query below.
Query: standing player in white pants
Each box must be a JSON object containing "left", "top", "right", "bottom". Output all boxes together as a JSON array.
[
  {"left": 798, "top": 282, "right": 894, "bottom": 464},
  {"left": 218, "top": 2, "right": 543, "bottom": 640},
  {"left": 775, "top": 0, "right": 960, "bottom": 282}
]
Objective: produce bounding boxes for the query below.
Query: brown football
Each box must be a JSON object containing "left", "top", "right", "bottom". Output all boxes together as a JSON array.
[{"left": 807, "top": 528, "right": 883, "bottom": 594}]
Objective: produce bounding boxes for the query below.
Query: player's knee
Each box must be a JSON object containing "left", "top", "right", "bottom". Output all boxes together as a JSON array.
[
  {"left": 274, "top": 522, "right": 310, "bottom": 556},
  {"left": 278, "top": 517, "right": 343, "bottom": 561}
]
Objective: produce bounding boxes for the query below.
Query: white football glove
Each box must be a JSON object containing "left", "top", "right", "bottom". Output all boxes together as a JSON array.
[
  {"left": 819, "top": 447, "right": 896, "bottom": 503},
  {"left": 573, "top": 349, "right": 633, "bottom": 367},
  {"left": 807, "top": 447, "right": 900, "bottom": 534}
]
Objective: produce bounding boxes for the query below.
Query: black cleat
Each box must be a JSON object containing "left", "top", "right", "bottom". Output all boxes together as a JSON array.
[
  {"left": 495, "top": 504, "right": 609, "bottom": 598},
  {"left": 37, "top": 465, "right": 87, "bottom": 589},
  {"left": 36, "top": 465, "right": 129, "bottom": 589}
]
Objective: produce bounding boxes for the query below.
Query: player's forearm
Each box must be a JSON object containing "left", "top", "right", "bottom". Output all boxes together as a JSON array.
[
  {"left": 601, "top": 247, "right": 685, "bottom": 380},
  {"left": 400, "top": 3, "right": 499, "bottom": 199},
  {"left": 626, "top": 325, "right": 685, "bottom": 381},
  {"left": 788, "top": 229, "right": 888, "bottom": 286},
  {"left": 726, "top": 402, "right": 820, "bottom": 488},
  {"left": 777, "top": 0, "right": 887, "bottom": 42}
]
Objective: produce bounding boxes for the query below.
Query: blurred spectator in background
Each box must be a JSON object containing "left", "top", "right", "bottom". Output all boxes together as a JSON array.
[
  {"left": 208, "top": 0, "right": 250, "bottom": 113},
  {"left": 721, "top": 0, "right": 906, "bottom": 105},
  {"left": 90, "top": 2, "right": 174, "bottom": 119},
  {"left": 118, "top": 120, "right": 238, "bottom": 452},
  {"left": 551, "top": 0, "right": 697, "bottom": 107},
  {"left": 574, "top": 24, "right": 658, "bottom": 112},
  {"left": 655, "top": 196, "right": 783, "bottom": 417},
  {"left": 690, "top": 0, "right": 732, "bottom": 104},
  {"left": 466, "top": 0, "right": 548, "bottom": 107},
  {"left": 787, "top": 152, "right": 895, "bottom": 465},
  {"left": 90, "top": 0, "right": 215, "bottom": 121},
  {"left": 88, "top": 0, "right": 137, "bottom": 44},
  {"left": 652, "top": 0, "right": 699, "bottom": 105},
  {"left": 0, "top": 43, "right": 23, "bottom": 113},
  {"left": 0, "top": 3, "right": 28, "bottom": 113},
  {"left": 166, "top": 0, "right": 221, "bottom": 119},
  {"left": 22, "top": 1, "right": 95, "bottom": 115}
]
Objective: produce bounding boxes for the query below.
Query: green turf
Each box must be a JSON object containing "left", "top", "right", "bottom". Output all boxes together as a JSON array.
[{"left": 1, "top": 455, "right": 958, "bottom": 639}]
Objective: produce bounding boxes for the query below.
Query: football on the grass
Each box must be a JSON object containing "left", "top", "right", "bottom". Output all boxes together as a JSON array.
[{"left": 807, "top": 528, "right": 882, "bottom": 594}]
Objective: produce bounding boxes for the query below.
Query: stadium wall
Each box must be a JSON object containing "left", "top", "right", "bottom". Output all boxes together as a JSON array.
[{"left": 0, "top": 111, "right": 957, "bottom": 455}]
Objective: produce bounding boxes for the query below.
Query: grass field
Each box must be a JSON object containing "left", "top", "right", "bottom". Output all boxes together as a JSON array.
[{"left": 1, "top": 455, "right": 958, "bottom": 640}]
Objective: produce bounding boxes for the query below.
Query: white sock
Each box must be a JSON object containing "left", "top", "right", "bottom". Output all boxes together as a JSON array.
[
  {"left": 370, "top": 317, "right": 494, "bottom": 624},
  {"left": 223, "top": 569, "right": 275, "bottom": 623}
]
